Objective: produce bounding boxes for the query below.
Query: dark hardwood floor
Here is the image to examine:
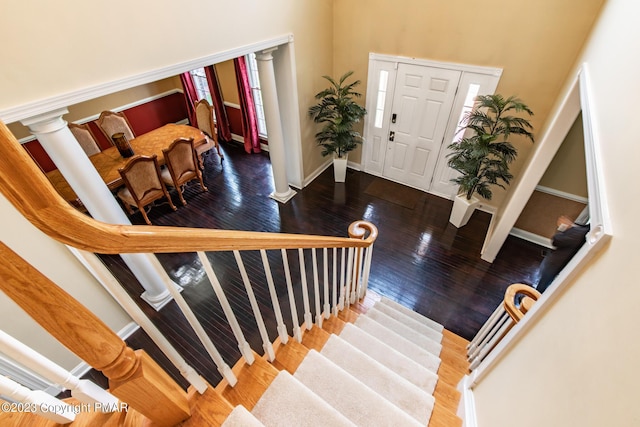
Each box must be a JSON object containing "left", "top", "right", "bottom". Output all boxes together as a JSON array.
[{"left": 92, "top": 140, "right": 544, "bottom": 391}]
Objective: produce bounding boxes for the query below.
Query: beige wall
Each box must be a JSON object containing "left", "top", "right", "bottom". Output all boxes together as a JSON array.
[
  {"left": 216, "top": 60, "right": 239, "bottom": 105},
  {"left": 0, "top": 0, "right": 332, "bottom": 366},
  {"left": 472, "top": 0, "right": 640, "bottom": 425},
  {"left": 539, "top": 112, "right": 588, "bottom": 198},
  {"left": 333, "top": 0, "right": 604, "bottom": 206}
]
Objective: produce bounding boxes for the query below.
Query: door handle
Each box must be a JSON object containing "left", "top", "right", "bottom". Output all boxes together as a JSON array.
[{"left": 389, "top": 131, "right": 395, "bottom": 142}]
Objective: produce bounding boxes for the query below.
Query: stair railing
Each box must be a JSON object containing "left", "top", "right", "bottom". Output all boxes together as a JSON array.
[
  {"left": 467, "top": 283, "right": 541, "bottom": 369},
  {"left": 0, "top": 121, "right": 378, "bottom": 424},
  {"left": 0, "top": 375, "right": 77, "bottom": 424}
]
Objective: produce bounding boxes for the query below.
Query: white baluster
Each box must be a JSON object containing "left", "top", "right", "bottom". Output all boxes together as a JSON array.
[
  {"left": 359, "top": 243, "right": 374, "bottom": 298},
  {"left": 260, "top": 250, "right": 289, "bottom": 345},
  {"left": 147, "top": 252, "right": 237, "bottom": 385},
  {"left": 0, "top": 376, "right": 75, "bottom": 424},
  {"left": 350, "top": 247, "right": 359, "bottom": 304},
  {"left": 467, "top": 304, "right": 505, "bottom": 357},
  {"left": 338, "top": 248, "right": 346, "bottom": 310},
  {"left": 0, "top": 330, "right": 118, "bottom": 411},
  {"left": 70, "top": 248, "right": 208, "bottom": 394},
  {"left": 311, "top": 248, "right": 323, "bottom": 328},
  {"left": 322, "top": 248, "right": 330, "bottom": 319},
  {"left": 469, "top": 316, "right": 514, "bottom": 370},
  {"left": 298, "top": 249, "right": 313, "bottom": 330},
  {"left": 344, "top": 248, "right": 354, "bottom": 308},
  {"left": 467, "top": 309, "right": 510, "bottom": 362},
  {"left": 232, "top": 251, "right": 275, "bottom": 361},
  {"left": 353, "top": 246, "right": 365, "bottom": 302},
  {"left": 281, "top": 249, "right": 302, "bottom": 342},
  {"left": 332, "top": 248, "right": 338, "bottom": 316}
]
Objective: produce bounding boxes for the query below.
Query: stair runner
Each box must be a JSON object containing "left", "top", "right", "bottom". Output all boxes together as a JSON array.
[{"left": 232, "top": 296, "right": 446, "bottom": 427}]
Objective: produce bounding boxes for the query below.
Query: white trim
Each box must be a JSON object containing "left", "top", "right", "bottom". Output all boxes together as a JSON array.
[
  {"left": 535, "top": 185, "right": 588, "bottom": 204},
  {"left": 471, "top": 63, "right": 613, "bottom": 388},
  {"left": 0, "top": 321, "right": 139, "bottom": 397},
  {"left": 369, "top": 52, "right": 503, "bottom": 77},
  {"left": 223, "top": 101, "right": 241, "bottom": 109},
  {"left": 17, "top": 89, "right": 186, "bottom": 145},
  {"left": 509, "top": 227, "right": 554, "bottom": 249},
  {"left": 1, "top": 34, "right": 294, "bottom": 124},
  {"left": 457, "top": 375, "right": 478, "bottom": 427},
  {"left": 303, "top": 158, "right": 333, "bottom": 187}
]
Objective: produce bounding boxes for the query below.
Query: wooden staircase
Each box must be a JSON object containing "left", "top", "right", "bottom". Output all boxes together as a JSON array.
[{"left": 0, "top": 120, "right": 468, "bottom": 426}]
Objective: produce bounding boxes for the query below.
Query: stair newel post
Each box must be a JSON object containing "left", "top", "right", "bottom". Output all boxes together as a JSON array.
[
  {"left": 0, "top": 242, "right": 191, "bottom": 427},
  {"left": 322, "top": 248, "right": 331, "bottom": 319},
  {"left": 232, "top": 250, "right": 275, "bottom": 361},
  {"left": 281, "top": 249, "right": 302, "bottom": 342},
  {"left": 311, "top": 248, "right": 323, "bottom": 328},
  {"left": 259, "top": 250, "right": 289, "bottom": 345},
  {"left": 298, "top": 249, "right": 313, "bottom": 330}
]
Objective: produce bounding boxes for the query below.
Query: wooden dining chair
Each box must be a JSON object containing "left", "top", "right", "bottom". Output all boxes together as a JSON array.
[
  {"left": 161, "top": 137, "right": 208, "bottom": 206},
  {"left": 97, "top": 110, "right": 136, "bottom": 143},
  {"left": 194, "top": 99, "right": 223, "bottom": 166},
  {"left": 117, "top": 155, "right": 177, "bottom": 225},
  {"left": 68, "top": 123, "right": 101, "bottom": 156}
]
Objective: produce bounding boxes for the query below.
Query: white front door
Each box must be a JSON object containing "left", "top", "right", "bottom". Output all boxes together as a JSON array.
[
  {"left": 363, "top": 54, "right": 503, "bottom": 199},
  {"left": 382, "top": 64, "right": 461, "bottom": 191}
]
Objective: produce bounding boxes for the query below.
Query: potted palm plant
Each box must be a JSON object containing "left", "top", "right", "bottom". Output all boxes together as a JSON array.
[
  {"left": 447, "top": 94, "right": 534, "bottom": 227},
  {"left": 308, "top": 71, "right": 367, "bottom": 182}
]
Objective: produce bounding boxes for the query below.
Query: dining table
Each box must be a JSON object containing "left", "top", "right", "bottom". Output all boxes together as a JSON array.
[{"left": 46, "top": 123, "right": 207, "bottom": 208}]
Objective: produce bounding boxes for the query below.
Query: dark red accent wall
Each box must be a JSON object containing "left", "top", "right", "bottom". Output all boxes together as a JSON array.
[{"left": 25, "top": 91, "right": 189, "bottom": 172}]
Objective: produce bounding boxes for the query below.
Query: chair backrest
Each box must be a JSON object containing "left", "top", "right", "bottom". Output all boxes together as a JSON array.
[
  {"left": 118, "top": 155, "right": 165, "bottom": 205},
  {"left": 162, "top": 138, "right": 198, "bottom": 185},
  {"left": 195, "top": 99, "right": 217, "bottom": 142},
  {"left": 69, "top": 123, "right": 101, "bottom": 156},
  {"left": 97, "top": 111, "right": 136, "bottom": 143}
]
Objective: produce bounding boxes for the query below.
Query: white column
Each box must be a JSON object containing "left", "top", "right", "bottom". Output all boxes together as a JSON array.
[
  {"left": 21, "top": 109, "right": 178, "bottom": 310},
  {"left": 255, "top": 48, "right": 296, "bottom": 203}
]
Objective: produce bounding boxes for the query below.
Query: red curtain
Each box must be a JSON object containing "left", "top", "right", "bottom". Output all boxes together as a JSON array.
[
  {"left": 204, "top": 65, "right": 232, "bottom": 142},
  {"left": 180, "top": 72, "right": 198, "bottom": 126},
  {"left": 234, "top": 57, "right": 260, "bottom": 153}
]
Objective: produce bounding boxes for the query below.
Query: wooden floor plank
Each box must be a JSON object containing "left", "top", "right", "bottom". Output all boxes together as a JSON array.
[{"left": 300, "top": 324, "right": 331, "bottom": 352}]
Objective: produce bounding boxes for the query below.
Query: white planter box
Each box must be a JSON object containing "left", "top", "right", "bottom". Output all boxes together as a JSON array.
[
  {"left": 333, "top": 156, "right": 348, "bottom": 182},
  {"left": 449, "top": 194, "right": 480, "bottom": 228}
]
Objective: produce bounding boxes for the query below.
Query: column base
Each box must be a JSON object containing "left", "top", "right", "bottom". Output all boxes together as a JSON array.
[
  {"left": 141, "top": 283, "right": 183, "bottom": 311},
  {"left": 269, "top": 188, "right": 297, "bottom": 204}
]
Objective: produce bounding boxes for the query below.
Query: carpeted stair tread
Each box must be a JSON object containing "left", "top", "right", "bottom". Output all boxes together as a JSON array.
[
  {"left": 222, "top": 405, "right": 265, "bottom": 427},
  {"left": 379, "top": 296, "right": 444, "bottom": 332},
  {"left": 251, "top": 370, "right": 356, "bottom": 427},
  {"left": 338, "top": 322, "right": 438, "bottom": 392},
  {"left": 294, "top": 350, "right": 423, "bottom": 427},
  {"left": 320, "top": 334, "right": 434, "bottom": 424},
  {"left": 372, "top": 301, "right": 443, "bottom": 343},
  {"left": 353, "top": 315, "right": 441, "bottom": 372},
  {"left": 364, "top": 307, "right": 443, "bottom": 356}
]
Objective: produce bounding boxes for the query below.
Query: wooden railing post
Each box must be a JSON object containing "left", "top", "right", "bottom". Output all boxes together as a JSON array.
[{"left": 0, "top": 242, "right": 190, "bottom": 427}]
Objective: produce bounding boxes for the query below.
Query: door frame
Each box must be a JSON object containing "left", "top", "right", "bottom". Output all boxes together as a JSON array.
[{"left": 362, "top": 53, "right": 503, "bottom": 199}]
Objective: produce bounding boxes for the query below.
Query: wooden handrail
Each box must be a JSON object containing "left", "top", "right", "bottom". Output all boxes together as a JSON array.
[
  {"left": 0, "top": 242, "right": 190, "bottom": 426},
  {"left": 503, "top": 283, "right": 541, "bottom": 322},
  {"left": 0, "top": 121, "right": 374, "bottom": 254}
]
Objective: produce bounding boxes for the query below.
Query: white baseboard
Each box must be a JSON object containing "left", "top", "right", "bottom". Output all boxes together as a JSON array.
[
  {"left": 457, "top": 375, "right": 478, "bottom": 427},
  {"left": 510, "top": 227, "right": 554, "bottom": 249}
]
